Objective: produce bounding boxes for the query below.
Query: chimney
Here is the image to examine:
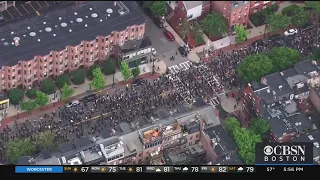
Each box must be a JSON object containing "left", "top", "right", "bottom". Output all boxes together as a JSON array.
[{"left": 261, "top": 78, "right": 268, "bottom": 85}]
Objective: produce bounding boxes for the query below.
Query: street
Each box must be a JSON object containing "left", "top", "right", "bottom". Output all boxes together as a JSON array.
[{"left": 142, "top": 8, "right": 190, "bottom": 67}]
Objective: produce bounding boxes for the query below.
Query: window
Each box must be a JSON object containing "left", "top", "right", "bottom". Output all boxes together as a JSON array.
[
  {"left": 239, "top": 8, "right": 242, "bottom": 13},
  {"left": 132, "top": 27, "right": 134, "bottom": 32},
  {"left": 233, "top": 11, "right": 236, "bottom": 15},
  {"left": 244, "top": 13, "right": 247, "bottom": 17},
  {"left": 238, "top": 15, "right": 241, "bottom": 20},
  {"left": 245, "top": 6, "right": 248, "bottom": 11}
]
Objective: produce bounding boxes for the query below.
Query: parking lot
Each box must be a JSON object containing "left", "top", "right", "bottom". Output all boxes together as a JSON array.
[{"left": 0, "top": 1, "right": 58, "bottom": 25}]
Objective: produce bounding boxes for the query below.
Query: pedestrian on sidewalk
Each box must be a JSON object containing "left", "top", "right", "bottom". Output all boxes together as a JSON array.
[
  {"left": 175, "top": 51, "right": 178, "bottom": 55},
  {"left": 249, "top": 30, "right": 251, "bottom": 34},
  {"left": 163, "top": 53, "right": 166, "bottom": 58}
]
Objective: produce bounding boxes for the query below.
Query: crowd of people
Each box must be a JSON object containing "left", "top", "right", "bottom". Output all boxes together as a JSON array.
[{"left": 0, "top": 26, "right": 319, "bottom": 164}]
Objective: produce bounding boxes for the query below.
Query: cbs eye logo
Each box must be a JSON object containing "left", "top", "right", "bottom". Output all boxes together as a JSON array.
[{"left": 263, "top": 145, "right": 274, "bottom": 155}]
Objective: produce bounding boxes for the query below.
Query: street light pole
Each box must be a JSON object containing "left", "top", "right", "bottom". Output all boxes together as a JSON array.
[
  {"left": 112, "top": 72, "right": 115, "bottom": 87},
  {"left": 152, "top": 57, "right": 155, "bottom": 74}
]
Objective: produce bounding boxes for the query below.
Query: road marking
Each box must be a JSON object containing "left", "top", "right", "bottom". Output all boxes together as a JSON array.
[
  {"left": 0, "top": 13, "right": 7, "bottom": 22},
  {"left": 21, "top": 4, "right": 29, "bottom": 14},
  {"left": 6, "top": 10, "right": 14, "bottom": 19},
  {"left": 36, "top": 1, "right": 42, "bottom": 8},
  {"left": 168, "top": 65, "right": 179, "bottom": 74},
  {"left": 29, "top": 3, "right": 36, "bottom": 12},
  {"left": 14, "top": 6, "right": 22, "bottom": 16},
  {"left": 36, "top": 11, "right": 40, "bottom": 16},
  {"left": 44, "top": 1, "right": 49, "bottom": 7}
]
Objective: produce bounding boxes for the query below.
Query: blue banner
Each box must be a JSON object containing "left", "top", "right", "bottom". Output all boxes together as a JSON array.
[{"left": 15, "top": 166, "right": 63, "bottom": 173}]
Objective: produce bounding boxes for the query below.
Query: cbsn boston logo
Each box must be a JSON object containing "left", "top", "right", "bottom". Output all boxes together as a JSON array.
[{"left": 256, "top": 143, "right": 313, "bottom": 165}]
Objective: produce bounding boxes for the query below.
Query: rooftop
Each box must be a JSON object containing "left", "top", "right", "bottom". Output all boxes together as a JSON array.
[
  {"left": 294, "top": 60, "right": 320, "bottom": 79},
  {"left": 262, "top": 72, "right": 294, "bottom": 97},
  {"left": 120, "top": 36, "right": 152, "bottom": 54},
  {"left": 292, "top": 130, "right": 320, "bottom": 162},
  {"left": 281, "top": 68, "right": 299, "bottom": 79},
  {"left": 183, "top": 1, "right": 203, "bottom": 10},
  {"left": 308, "top": 113, "right": 320, "bottom": 130},
  {"left": 251, "top": 81, "right": 268, "bottom": 91},
  {"left": 230, "top": 1, "right": 248, "bottom": 9},
  {"left": 164, "top": 144, "right": 205, "bottom": 165},
  {"left": 35, "top": 150, "right": 61, "bottom": 165},
  {"left": 204, "top": 125, "right": 237, "bottom": 156},
  {"left": 0, "top": 1, "right": 146, "bottom": 67}
]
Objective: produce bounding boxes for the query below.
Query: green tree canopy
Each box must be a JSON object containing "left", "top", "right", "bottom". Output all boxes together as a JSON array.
[
  {"left": 179, "top": 18, "right": 190, "bottom": 40},
  {"left": 249, "top": 118, "right": 270, "bottom": 139},
  {"left": 266, "top": 13, "right": 291, "bottom": 33},
  {"left": 191, "top": 21, "right": 204, "bottom": 45},
  {"left": 131, "top": 67, "right": 141, "bottom": 78},
  {"left": 5, "top": 138, "right": 37, "bottom": 163},
  {"left": 8, "top": 88, "right": 24, "bottom": 105},
  {"left": 143, "top": 1, "right": 154, "bottom": 8},
  {"left": 268, "top": 47, "right": 300, "bottom": 71},
  {"left": 21, "top": 100, "right": 37, "bottom": 114},
  {"left": 40, "top": 78, "right": 55, "bottom": 94},
  {"left": 90, "top": 67, "right": 106, "bottom": 90},
  {"left": 235, "top": 25, "right": 248, "bottom": 44},
  {"left": 291, "top": 7, "right": 309, "bottom": 27},
  {"left": 71, "top": 68, "right": 86, "bottom": 85},
  {"left": 233, "top": 128, "right": 261, "bottom": 164},
  {"left": 238, "top": 54, "right": 274, "bottom": 83},
  {"left": 36, "top": 132, "right": 57, "bottom": 150},
  {"left": 35, "top": 91, "right": 49, "bottom": 108},
  {"left": 151, "top": 1, "right": 166, "bottom": 16},
  {"left": 26, "top": 88, "right": 37, "bottom": 99},
  {"left": 304, "top": 1, "right": 320, "bottom": 17},
  {"left": 101, "top": 59, "right": 116, "bottom": 75},
  {"left": 201, "top": 12, "right": 228, "bottom": 37},
  {"left": 55, "top": 74, "right": 69, "bottom": 89},
  {"left": 61, "top": 83, "right": 75, "bottom": 99},
  {"left": 86, "top": 64, "right": 99, "bottom": 80},
  {"left": 120, "top": 61, "right": 132, "bottom": 82},
  {"left": 225, "top": 117, "right": 241, "bottom": 136}
]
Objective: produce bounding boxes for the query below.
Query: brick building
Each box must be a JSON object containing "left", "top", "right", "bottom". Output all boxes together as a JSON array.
[
  {"left": 211, "top": 1, "right": 250, "bottom": 33},
  {"left": 249, "top": 1, "right": 280, "bottom": 15},
  {"left": 0, "top": 1, "right": 15, "bottom": 12},
  {"left": 0, "top": 1, "right": 146, "bottom": 90}
]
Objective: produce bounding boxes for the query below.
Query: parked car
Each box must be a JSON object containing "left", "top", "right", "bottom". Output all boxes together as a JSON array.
[
  {"left": 66, "top": 100, "right": 80, "bottom": 108},
  {"left": 152, "top": 17, "right": 163, "bottom": 28},
  {"left": 178, "top": 46, "right": 188, "bottom": 57},
  {"left": 164, "top": 30, "right": 175, "bottom": 41},
  {"left": 284, "top": 29, "right": 298, "bottom": 36}
]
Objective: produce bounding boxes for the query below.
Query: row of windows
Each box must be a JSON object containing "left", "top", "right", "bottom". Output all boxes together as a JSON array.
[{"left": 107, "top": 153, "right": 124, "bottom": 162}]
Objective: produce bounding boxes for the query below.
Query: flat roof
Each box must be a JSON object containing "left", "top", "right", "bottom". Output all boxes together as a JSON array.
[{"left": 0, "top": 1, "right": 146, "bottom": 67}]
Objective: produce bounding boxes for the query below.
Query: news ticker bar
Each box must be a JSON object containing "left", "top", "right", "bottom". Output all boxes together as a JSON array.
[{"left": 12, "top": 165, "right": 319, "bottom": 174}]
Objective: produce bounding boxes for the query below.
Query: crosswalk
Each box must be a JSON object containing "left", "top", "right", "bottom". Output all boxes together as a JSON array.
[
  {"left": 210, "top": 97, "right": 220, "bottom": 107},
  {"left": 168, "top": 61, "right": 193, "bottom": 74}
]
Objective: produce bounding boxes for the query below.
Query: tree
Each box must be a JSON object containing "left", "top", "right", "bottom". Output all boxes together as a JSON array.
[
  {"left": 233, "top": 127, "right": 261, "bottom": 165},
  {"left": 120, "top": 61, "right": 132, "bottom": 82},
  {"left": 291, "top": 7, "right": 309, "bottom": 27},
  {"left": 143, "top": 1, "right": 154, "bottom": 8},
  {"left": 90, "top": 67, "right": 105, "bottom": 90},
  {"left": 36, "top": 132, "right": 57, "bottom": 150},
  {"left": 191, "top": 21, "right": 204, "bottom": 45},
  {"left": 131, "top": 67, "right": 141, "bottom": 78},
  {"left": 179, "top": 18, "right": 190, "bottom": 40},
  {"left": 235, "top": 25, "right": 248, "bottom": 44},
  {"left": 268, "top": 47, "right": 300, "bottom": 71},
  {"left": 238, "top": 54, "right": 273, "bottom": 83},
  {"left": 201, "top": 12, "right": 228, "bottom": 37},
  {"left": 304, "top": 1, "right": 320, "bottom": 18},
  {"left": 21, "top": 100, "right": 37, "bottom": 114},
  {"left": 55, "top": 74, "right": 69, "bottom": 89},
  {"left": 8, "top": 88, "right": 24, "bottom": 105},
  {"left": 151, "top": 1, "right": 166, "bottom": 16},
  {"left": 101, "top": 59, "right": 116, "bottom": 75},
  {"left": 86, "top": 64, "right": 99, "bottom": 80},
  {"left": 61, "top": 83, "right": 75, "bottom": 99},
  {"left": 26, "top": 88, "right": 37, "bottom": 99},
  {"left": 5, "top": 138, "right": 36, "bottom": 163},
  {"left": 35, "top": 91, "right": 49, "bottom": 108},
  {"left": 225, "top": 117, "right": 241, "bottom": 137},
  {"left": 266, "top": 13, "right": 291, "bottom": 33},
  {"left": 40, "top": 78, "right": 55, "bottom": 94},
  {"left": 71, "top": 68, "right": 85, "bottom": 85},
  {"left": 249, "top": 118, "right": 270, "bottom": 139}
]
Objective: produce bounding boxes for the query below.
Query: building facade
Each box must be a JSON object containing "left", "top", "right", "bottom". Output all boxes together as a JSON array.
[
  {"left": 211, "top": 1, "right": 250, "bottom": 33},
  {"left": 167, "top": 1, "right": 210, "bottom": 21},
  {"left": 0, "top": 1, "right": 146, "bottom": 90},
  {"left": 249, "top": 1, "right": 280, "bottom": 15}
]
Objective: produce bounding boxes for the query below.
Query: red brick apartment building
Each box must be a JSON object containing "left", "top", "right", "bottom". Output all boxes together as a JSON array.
[
  {"left": 0, "top": 1, "right": 146, "bottom": 90},
  {"left": 249, "top": 1, "right": 281, "bottom": 15},
  {"left": 211, "top": 1, "right": 250, "bottom": 33}
]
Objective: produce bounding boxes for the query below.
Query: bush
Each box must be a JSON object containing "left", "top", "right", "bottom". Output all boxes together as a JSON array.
[
  {"left": 40, "top": 78, "right": 56, "bottom": 94},
  {"left": 282, "top": 4, "right": 299, "bottom": 16},
  {"left": 26, "top": 89, "right": 37, "bottom": 99},
  {"left": 8, "top": 88, "right": 24, "bottom": 105},
  {"left": 250, "top": 4, "right": 279, "bottom": 26},
  {"left": 195, "top": 33, "right": 205, "bottom": 45},
  {"left": 55, "top": 74, "right": 69, "bottom": 89},
  {"left": 86, "top": 64, "right": 99, "bottom": 80},
  {"left": 101, "top": 59, "right": 116, "bottom": 75},
  {"left": 71, "top": 68, "right": 85, "bottom": 85}
]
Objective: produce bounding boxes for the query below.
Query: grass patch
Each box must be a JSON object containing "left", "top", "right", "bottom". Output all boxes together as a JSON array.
[{"left": 195, "top": 33, "right": 205, "bottom": 46}]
